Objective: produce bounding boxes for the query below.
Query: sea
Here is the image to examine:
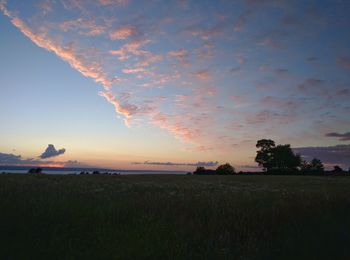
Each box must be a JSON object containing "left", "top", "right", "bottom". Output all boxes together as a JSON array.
[{"left": 0, "top": 166, "right": 187, "bottom": 175}]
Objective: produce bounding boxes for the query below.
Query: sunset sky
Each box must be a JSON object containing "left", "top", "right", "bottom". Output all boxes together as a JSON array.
[{"left": 0, "top": 0, "right": 349, "bottom": 171}]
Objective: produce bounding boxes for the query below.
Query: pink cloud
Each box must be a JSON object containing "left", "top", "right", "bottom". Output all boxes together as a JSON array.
[
  {"left": 59, "top": 18, "right": 106, "bottom": 36},
  {"left": 39, "top": 1, "right": 53, "bottom": 16},
  {"left": 122, "top": 67, "right": 147, "bottom": 74},
  {"left": 136, "top": 52, "right": 162, "bottom": 67},
  {"left": 168, "top": 48, "right": 188, "bottom": 59},
  {"left": 196, "top": 44, "right": 215, "bottom": 60},
  {"left": 0, "top": 1, "right": 240, "bottom": 153},
  {"left": 168, "top": 48, "right": 190, "bottom": 65},
  {"left": 99, "top": 0, "right": 129, "bottom": 6},
  {"left": 234, "top": 11, "right": 251, "bottom": 32},
  {"left": 189, "top": 26, "right": 222, "bottom": 40},
  {"left": 99, "top": 91, "right": 139, "bottom": 118},
  {"left": 337, "top": 56, "right": 350, "bottom": 70},
  {"left": 109, "top": 25, "right": 137, "bottom": 40},
  {"left": 195, "top": 69, "right": 211, "bottom": 80},
  {"left": 0, "top": 5, "right": 149, "bottom": 123},
  {"left": 110, "top": 38, "right": 150, "bottom": 60}
]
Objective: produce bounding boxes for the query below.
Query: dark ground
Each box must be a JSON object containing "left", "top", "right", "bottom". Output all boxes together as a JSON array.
[{"left": 1, "top": 173, "right": 350, "bottom": 259}]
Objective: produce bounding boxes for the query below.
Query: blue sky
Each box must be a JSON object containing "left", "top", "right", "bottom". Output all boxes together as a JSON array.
[{"left": 0, "top": 0, "right": 349, "bottom": 170}]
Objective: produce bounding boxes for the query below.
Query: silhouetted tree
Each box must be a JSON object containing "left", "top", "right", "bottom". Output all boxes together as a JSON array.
[
  {"left": 194, "top": 166, "right": 205, "bottom": 174},
  {"left": 270, "top": 145, "right": 301, "bottom": 172},
  {"left": 28, "top": 167, "right": 42, "bottom": 174},
  {"left": 193, "top": 166, "right": 216, "bottom": 175},
  {"left": 301, "top": 158, "right": 324, "bottom": 173},
  {"left": 216, "top": 163, "right": 236, "bottom": 175},
  {"left": 255, "top": 139, "right": 275, "bottom": 171},
  {"left": 255, "top": 139, "right": 301, "bottom": 173},
  {"left": 333, "top": 165, "right": 343, "bottom": 173},
  {"left": 300, "top": 160, "right": 311, "bottom": 172},
  {"left": 310, "top": 158, "right": 324, "bottom": 172}
]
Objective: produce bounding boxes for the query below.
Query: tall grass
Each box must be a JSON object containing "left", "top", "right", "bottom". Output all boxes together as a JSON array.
[{"left": 0, "top": 174, "right": 350, "bottom": 259}]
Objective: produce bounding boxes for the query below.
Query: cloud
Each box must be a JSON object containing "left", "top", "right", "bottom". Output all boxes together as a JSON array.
[
  {"left": 234, "top": 11, "right": 252, "bottom": 32},
  {"left": 325, "top": 132, "right": 350, "bottom": 141},
  {"left": 0, "top": 152, "right": 85, "bottom": 167},
  {"left": 274, "top": 68, "right": 288, "bottom": 75},
  {"left": 335, "top": 89, "right": 350, "bottom": 97},
  {"left": 188, "top": 26, "right": 223, "bottom": 40},
  {"left": 168, "top": 48, "right": 190, "bottom": 64},
  {"left": 98, "top": 90, "right": 140, "bottom": 118},
  {"left": 122, "top": 67, "right": 147, "bottom": 74},
  {"left": 293, "top": 145, "right": 350, "bottom": 168},
  {"left": 98, "top": 0, "right": 128, "bottom": 6},
  {"left": 337, "top": 56, "right": 350, "bottom": 70},
  {"left": 110, "top": 38, "right": 150, "bottom": 60},
  {"left": 0, "top": 152, "right": 23, "bottom": 165},
  {"left": 194, "top": 69, "right": 211, "bottom": 80},
  {"left": 230, "top": 67, "right": 241, "bottom": 73},
  {"left": 109, "top": 25, "right": 137, "bottom": 40},
  {"left": 306, "top": 56, "right": 318, "bottom": 62},
  {"left": 59, "top": 18, "right": 106, "bottom": 36},
  {"left": 132, "top": 160, "right": 219, "bottom": 167},
  {"left": 0, "top": 3, "right": 143, "bottom": 122},
  {"left": 2, "top": 10, "right": 112, "bottom": 88},
  {"left": 40, "top": 144, "right": 66, "bottom": 159},
  {"left": 298, "top": 78, "right": 326, "bottom": 91},
  {"left": 136, "top": 52, "right": 162, "bottom": 67}
]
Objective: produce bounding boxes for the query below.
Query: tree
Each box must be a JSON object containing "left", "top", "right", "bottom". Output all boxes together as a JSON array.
[
  {"left": 310, "top": 158, "right": 324, "bottom": 172},
  {"left": 216, "top": 163, "right": 235, "bottom": 175},
  {"left": 28, "top": 167, "right": 42, "bottom": 174},
  {"left": 300, "top": 160, "right": 312, "bottom": 172},
  {"left": 255, "top": 139, "right": 302, "bottom": 173},
  {"left": 193, "top": 166, "right": 216, "bottom": 175},
  {"left": 270, "top": 144, "right": 301, "bottom": 172},
  {"left": 255, "top": 139, "right": 275, "bottom": 171},
  {"left": 300, "top": 158, "right": 324, "bottom": 173},
  {"left": 333, "top": 165, "right": 343, "bottom": 173},
  {"left": 256, "top": 139, "right": 275, "bottom": 150}
]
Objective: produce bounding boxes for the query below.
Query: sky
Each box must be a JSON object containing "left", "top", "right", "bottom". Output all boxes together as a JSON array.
[{"left": 0, "top": 0, "right": 349, "bottom": 171}]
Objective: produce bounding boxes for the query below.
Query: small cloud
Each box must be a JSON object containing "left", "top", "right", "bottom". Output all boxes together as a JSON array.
[
  {"left": 337, "top": 56, "right": 350, "bottom": 70},
  {"left": 325, "top": 132, "right": 350, "bottom": 141},
  {"left": 282, "top": 15, "right": 302, "bottom": 27},
  {"left": 306, "top": 56, "right": 318, "bottom": 62},
  {"left": 194, "top": 69, "right": 211, "bottom": 80},
  {"left": 98, "top": 0, "right": 128, "bottom": 6},
  {"left": 234, "top": 11, "right": 252, "bottom": 32},
  {"left": 109, "top": 25, "right": 137, "bottom": 40},
  {"left": 274, "top": 68, "right": 288, "bottom": 75},
  {"left": 188, "top": 26, "right": 222, "bottom": 40},
  {"left": 40, "top": 144, "right": 66, "bottom": 159},
  {"left": 298, "top": 78, "right": 326, "bottom": 91},
  {"left": 230, "top": 67, "right": 241, "bottom": 73},
  {"left": 336, "top": 89, "right": 350, "bottom": 96},
  {"left": 293, "top": 145, "right": 350, "bottom": 169}
]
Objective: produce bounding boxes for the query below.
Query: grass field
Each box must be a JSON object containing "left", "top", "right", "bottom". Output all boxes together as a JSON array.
[{"left": 1, "top": 174, "right": 350, "bottom": 259}]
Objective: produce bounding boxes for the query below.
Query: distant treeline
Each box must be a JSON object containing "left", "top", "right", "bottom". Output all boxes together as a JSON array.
[{"left": 192, "top": 139, "right": 350, "bottom": 175}]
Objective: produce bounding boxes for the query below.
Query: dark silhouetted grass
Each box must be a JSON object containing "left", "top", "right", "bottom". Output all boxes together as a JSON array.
[{"left": 1, "top": 174, "right": 350, "bottom": 259}]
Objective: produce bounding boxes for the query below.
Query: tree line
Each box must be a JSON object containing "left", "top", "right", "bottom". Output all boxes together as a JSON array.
[{"left": 193, "top": 139, "right": 348, "bottom": 175}]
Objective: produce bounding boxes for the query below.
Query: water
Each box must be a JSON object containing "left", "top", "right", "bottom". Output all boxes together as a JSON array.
[{"left": 0, "top": 168, "right": 187, "bottom": 175}]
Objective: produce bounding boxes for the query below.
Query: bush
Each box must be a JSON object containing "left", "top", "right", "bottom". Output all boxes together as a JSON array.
[
  {"left": 28, "top": 168, "right": 43, "bottom": 174},
  {"left": 216, "top": 163, "right": 236, "bottom": 175}
]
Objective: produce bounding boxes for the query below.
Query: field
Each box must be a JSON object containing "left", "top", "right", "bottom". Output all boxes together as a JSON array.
[{"left": 1, "top": 174, "right": 350, "bottom": 259}]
